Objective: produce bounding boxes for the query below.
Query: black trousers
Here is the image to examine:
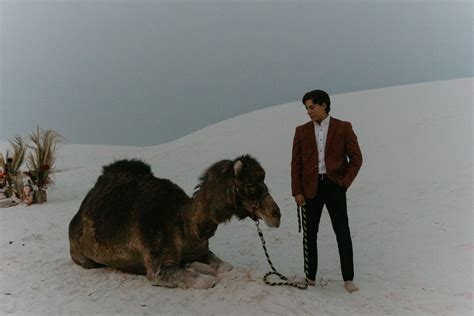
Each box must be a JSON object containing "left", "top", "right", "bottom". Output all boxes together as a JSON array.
[{"left": 302, "top": 176, "right": 354, "bottom": 281}]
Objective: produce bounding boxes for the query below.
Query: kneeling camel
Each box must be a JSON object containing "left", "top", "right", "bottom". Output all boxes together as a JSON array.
[{"left": 69, "top": 155, "right": 280, "bottom": 289}]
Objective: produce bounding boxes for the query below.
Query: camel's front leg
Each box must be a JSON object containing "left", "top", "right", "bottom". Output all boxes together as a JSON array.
[
  {"left": 201, "top": 251, "right": 233, "bottom": 273},
  {"left": 184, "top": 255, "right": 231, "bottom": 277},
  {"left": 151, "top": 265, "right": 217, "bottom": 289},
  {"left": 143, "top": 245, "right": 216, "bottom": 289},
  {"left": 185, "top": 261, "right": 218, "bottom": 276}
]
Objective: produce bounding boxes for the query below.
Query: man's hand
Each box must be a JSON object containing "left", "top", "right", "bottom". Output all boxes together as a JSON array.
[{"left": 294, "top": 194, "right": 305, "bottom": 206}]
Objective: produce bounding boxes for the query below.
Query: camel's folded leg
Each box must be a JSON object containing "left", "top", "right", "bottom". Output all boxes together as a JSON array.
[
  {"left": 185, "top": 262, "right": 218, "bottom": 276},
  {"left": 150, "top": 265, "right": 217, "bottom": 289},
  {"left": 203, "top": 251, "right": 233, "bottom": 273}
]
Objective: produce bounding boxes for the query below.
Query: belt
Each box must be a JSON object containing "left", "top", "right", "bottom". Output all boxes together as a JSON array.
[{"left": 318, "top": 174, "right": 327, "bottom": 180}]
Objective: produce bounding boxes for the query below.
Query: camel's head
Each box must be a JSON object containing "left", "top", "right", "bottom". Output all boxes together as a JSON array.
[{"left": 233, "top": 155, "right": 281, "bottom": 228}]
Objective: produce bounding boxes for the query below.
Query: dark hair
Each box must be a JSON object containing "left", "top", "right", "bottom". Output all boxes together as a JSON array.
[{"left": 302, "top": 89, "right": 331, "bottom": 113}]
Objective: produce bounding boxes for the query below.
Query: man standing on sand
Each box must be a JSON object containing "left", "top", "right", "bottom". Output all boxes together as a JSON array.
[{"left": 291, "top": 89, "right": 362, "bottom": 293}]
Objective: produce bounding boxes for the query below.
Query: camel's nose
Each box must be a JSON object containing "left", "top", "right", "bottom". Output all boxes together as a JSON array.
[
  {"left": 272, "top": 206, "right": 281, "bottom": 227},
  {"left": 273, "top": 206, "right": 281, "bottom": 219}
]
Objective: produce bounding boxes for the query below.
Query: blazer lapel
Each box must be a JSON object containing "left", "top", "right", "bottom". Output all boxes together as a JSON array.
[
  {"left": 305, "top": 121, "right": 317, "bottom": 157},
  {"left": 325, "top": 117, "right": 337, "bottom": 155}
]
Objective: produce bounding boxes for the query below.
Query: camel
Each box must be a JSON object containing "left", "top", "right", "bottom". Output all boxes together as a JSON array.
[{"left": 68, "top": 155, "right": 281, "bottom": 289}]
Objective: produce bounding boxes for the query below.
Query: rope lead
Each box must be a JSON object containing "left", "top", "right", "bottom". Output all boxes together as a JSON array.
[
  {"left": 300, "top": 205, "right": 309, "bottom": 282},
  {"left": 255, "top": 219, "right": 308, "bottom": 290},
  {"left": 297, "top": 204, "right": 302, "bottom": 233}
]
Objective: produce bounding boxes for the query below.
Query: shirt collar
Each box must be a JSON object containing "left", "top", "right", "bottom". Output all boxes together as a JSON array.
[{"left": 313, "top": 115, "right": 331, "bottom": 127}]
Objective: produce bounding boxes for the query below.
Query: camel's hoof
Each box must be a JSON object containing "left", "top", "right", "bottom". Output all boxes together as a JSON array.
[
  {"left": 151, "top": 267, "right": 217, "bottom": 289},
  {"left": 217, "top": 262, "right": 233, "bottom": 273},
  {"left": 185, "top": 262, "right": 218, "bottom": 276},
  {"left": 186, "top": 274, "right": 217, "bottom": 289}
]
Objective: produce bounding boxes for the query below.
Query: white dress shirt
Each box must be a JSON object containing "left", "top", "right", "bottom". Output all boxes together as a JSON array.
[{"left": 313, "top": 115, "right": 331, "bottom": 174}]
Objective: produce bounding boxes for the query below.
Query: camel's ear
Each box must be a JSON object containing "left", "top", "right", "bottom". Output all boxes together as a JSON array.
[{"left": 234, "top": 160, "right": 243, "bottom": 178}]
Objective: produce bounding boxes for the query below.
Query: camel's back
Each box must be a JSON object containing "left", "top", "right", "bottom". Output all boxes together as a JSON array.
[{"left": 71, "top": 159, "right": 190, "bottom": 246}]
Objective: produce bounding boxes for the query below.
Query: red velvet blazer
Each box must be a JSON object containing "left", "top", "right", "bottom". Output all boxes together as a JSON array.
[{"left": 291, "top": 117, "right": 363, "bottom": 198}]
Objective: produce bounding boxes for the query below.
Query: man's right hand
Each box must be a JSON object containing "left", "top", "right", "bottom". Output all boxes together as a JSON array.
[{"left": 295, "top": 194, "right": 305, "bottom": 206}]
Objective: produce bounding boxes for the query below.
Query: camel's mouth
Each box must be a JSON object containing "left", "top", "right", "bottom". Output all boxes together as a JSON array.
[
  {"left": 241, "top": 193, "right": 281, "bottom": 228},
  {"left": 257, "top": 210, "right": 280, "bottom": 228},
  {"left": 255, "top": 194, "right": 281, "bottom": 228}
]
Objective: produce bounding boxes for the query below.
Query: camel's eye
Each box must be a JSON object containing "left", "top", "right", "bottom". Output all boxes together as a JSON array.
[
  {"left": 244, "top": 182, "right": 268, "bottom": 200},
  {"left": 244, "top": 175, "right": 264, "bottom": 187}
]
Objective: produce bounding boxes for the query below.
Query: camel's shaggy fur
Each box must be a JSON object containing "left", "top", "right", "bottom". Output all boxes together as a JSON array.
[{"left": 68, "top": 155, "right": 280, "bottom": 288}]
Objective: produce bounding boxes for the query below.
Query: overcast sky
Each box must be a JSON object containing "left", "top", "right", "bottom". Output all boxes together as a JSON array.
[{"left": 1, "top": 0, "right": 472, "bottom": 146}]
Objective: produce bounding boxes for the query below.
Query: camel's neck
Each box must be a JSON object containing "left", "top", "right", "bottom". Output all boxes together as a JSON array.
[{"left": 184, "top": 188, "right": 235, "bottom": 240}]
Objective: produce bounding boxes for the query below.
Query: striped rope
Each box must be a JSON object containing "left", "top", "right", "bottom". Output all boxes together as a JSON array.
[
  {"left": 297, "top": 204, "right": 302, "bottom": 233},
  {"left": 255, "top": 220, "right": 308, "bottom": 290},
  {"left": 300, "top": 205, "right": 328, "bottom": 287},
  {"left": 300, "top": 205, "right": 309, "bottom": 280}
]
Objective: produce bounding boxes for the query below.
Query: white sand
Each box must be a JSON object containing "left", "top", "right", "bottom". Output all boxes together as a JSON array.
[{"left": 1, "top": 78, "right": 472, "bottom": 315}]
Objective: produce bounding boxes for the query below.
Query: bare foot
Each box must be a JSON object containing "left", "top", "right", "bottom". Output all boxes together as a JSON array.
[{"left": 344, "top": 281, "right": 359, "bottom": 293}]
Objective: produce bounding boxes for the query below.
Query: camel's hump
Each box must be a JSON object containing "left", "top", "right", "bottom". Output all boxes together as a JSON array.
[{"left": 102, "top": 159, "right": 152, "bottom": 177}]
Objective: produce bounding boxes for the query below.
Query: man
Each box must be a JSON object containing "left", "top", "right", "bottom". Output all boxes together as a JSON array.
[{"left": 291, "top": 89, "right": 362, "bottom": 293}]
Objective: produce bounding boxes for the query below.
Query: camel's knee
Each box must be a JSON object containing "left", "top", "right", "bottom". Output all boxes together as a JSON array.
[{"left": 151, "top": 265, "right": 217, "bottom": 289}]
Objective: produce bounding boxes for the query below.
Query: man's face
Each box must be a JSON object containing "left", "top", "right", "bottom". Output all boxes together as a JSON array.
[{"left": 304, "top": 99, "right": 327, "bottom": 122}]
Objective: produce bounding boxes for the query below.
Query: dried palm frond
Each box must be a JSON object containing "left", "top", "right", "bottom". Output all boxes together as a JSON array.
[
  {"left": 0, "top": 136, "right": 28, "bottom": 198},
  {"left": 27, "top": 126, "right": 63, "bottom": 191},
  {"left": 0, "top": 152, "right": 5, "bottom": 171},
  {"left": 10, "top": 174, "right": 24, "bottom": 199},
  {"left": 8, "top": 135, "right": 28, "bottom": 174}
]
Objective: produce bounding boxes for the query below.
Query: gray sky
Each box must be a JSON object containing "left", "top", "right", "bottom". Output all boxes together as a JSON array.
[{"left": 1, "top": 0, "right": 472, "bottom": 146}]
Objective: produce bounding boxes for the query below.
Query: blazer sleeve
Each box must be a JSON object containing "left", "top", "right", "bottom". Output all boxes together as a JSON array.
[
  {"left": 341, "top": 122, "right": 363, "bottom": 189},
  {"left": 291, "top": 127, "right": 303, "bottom": 196}
]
